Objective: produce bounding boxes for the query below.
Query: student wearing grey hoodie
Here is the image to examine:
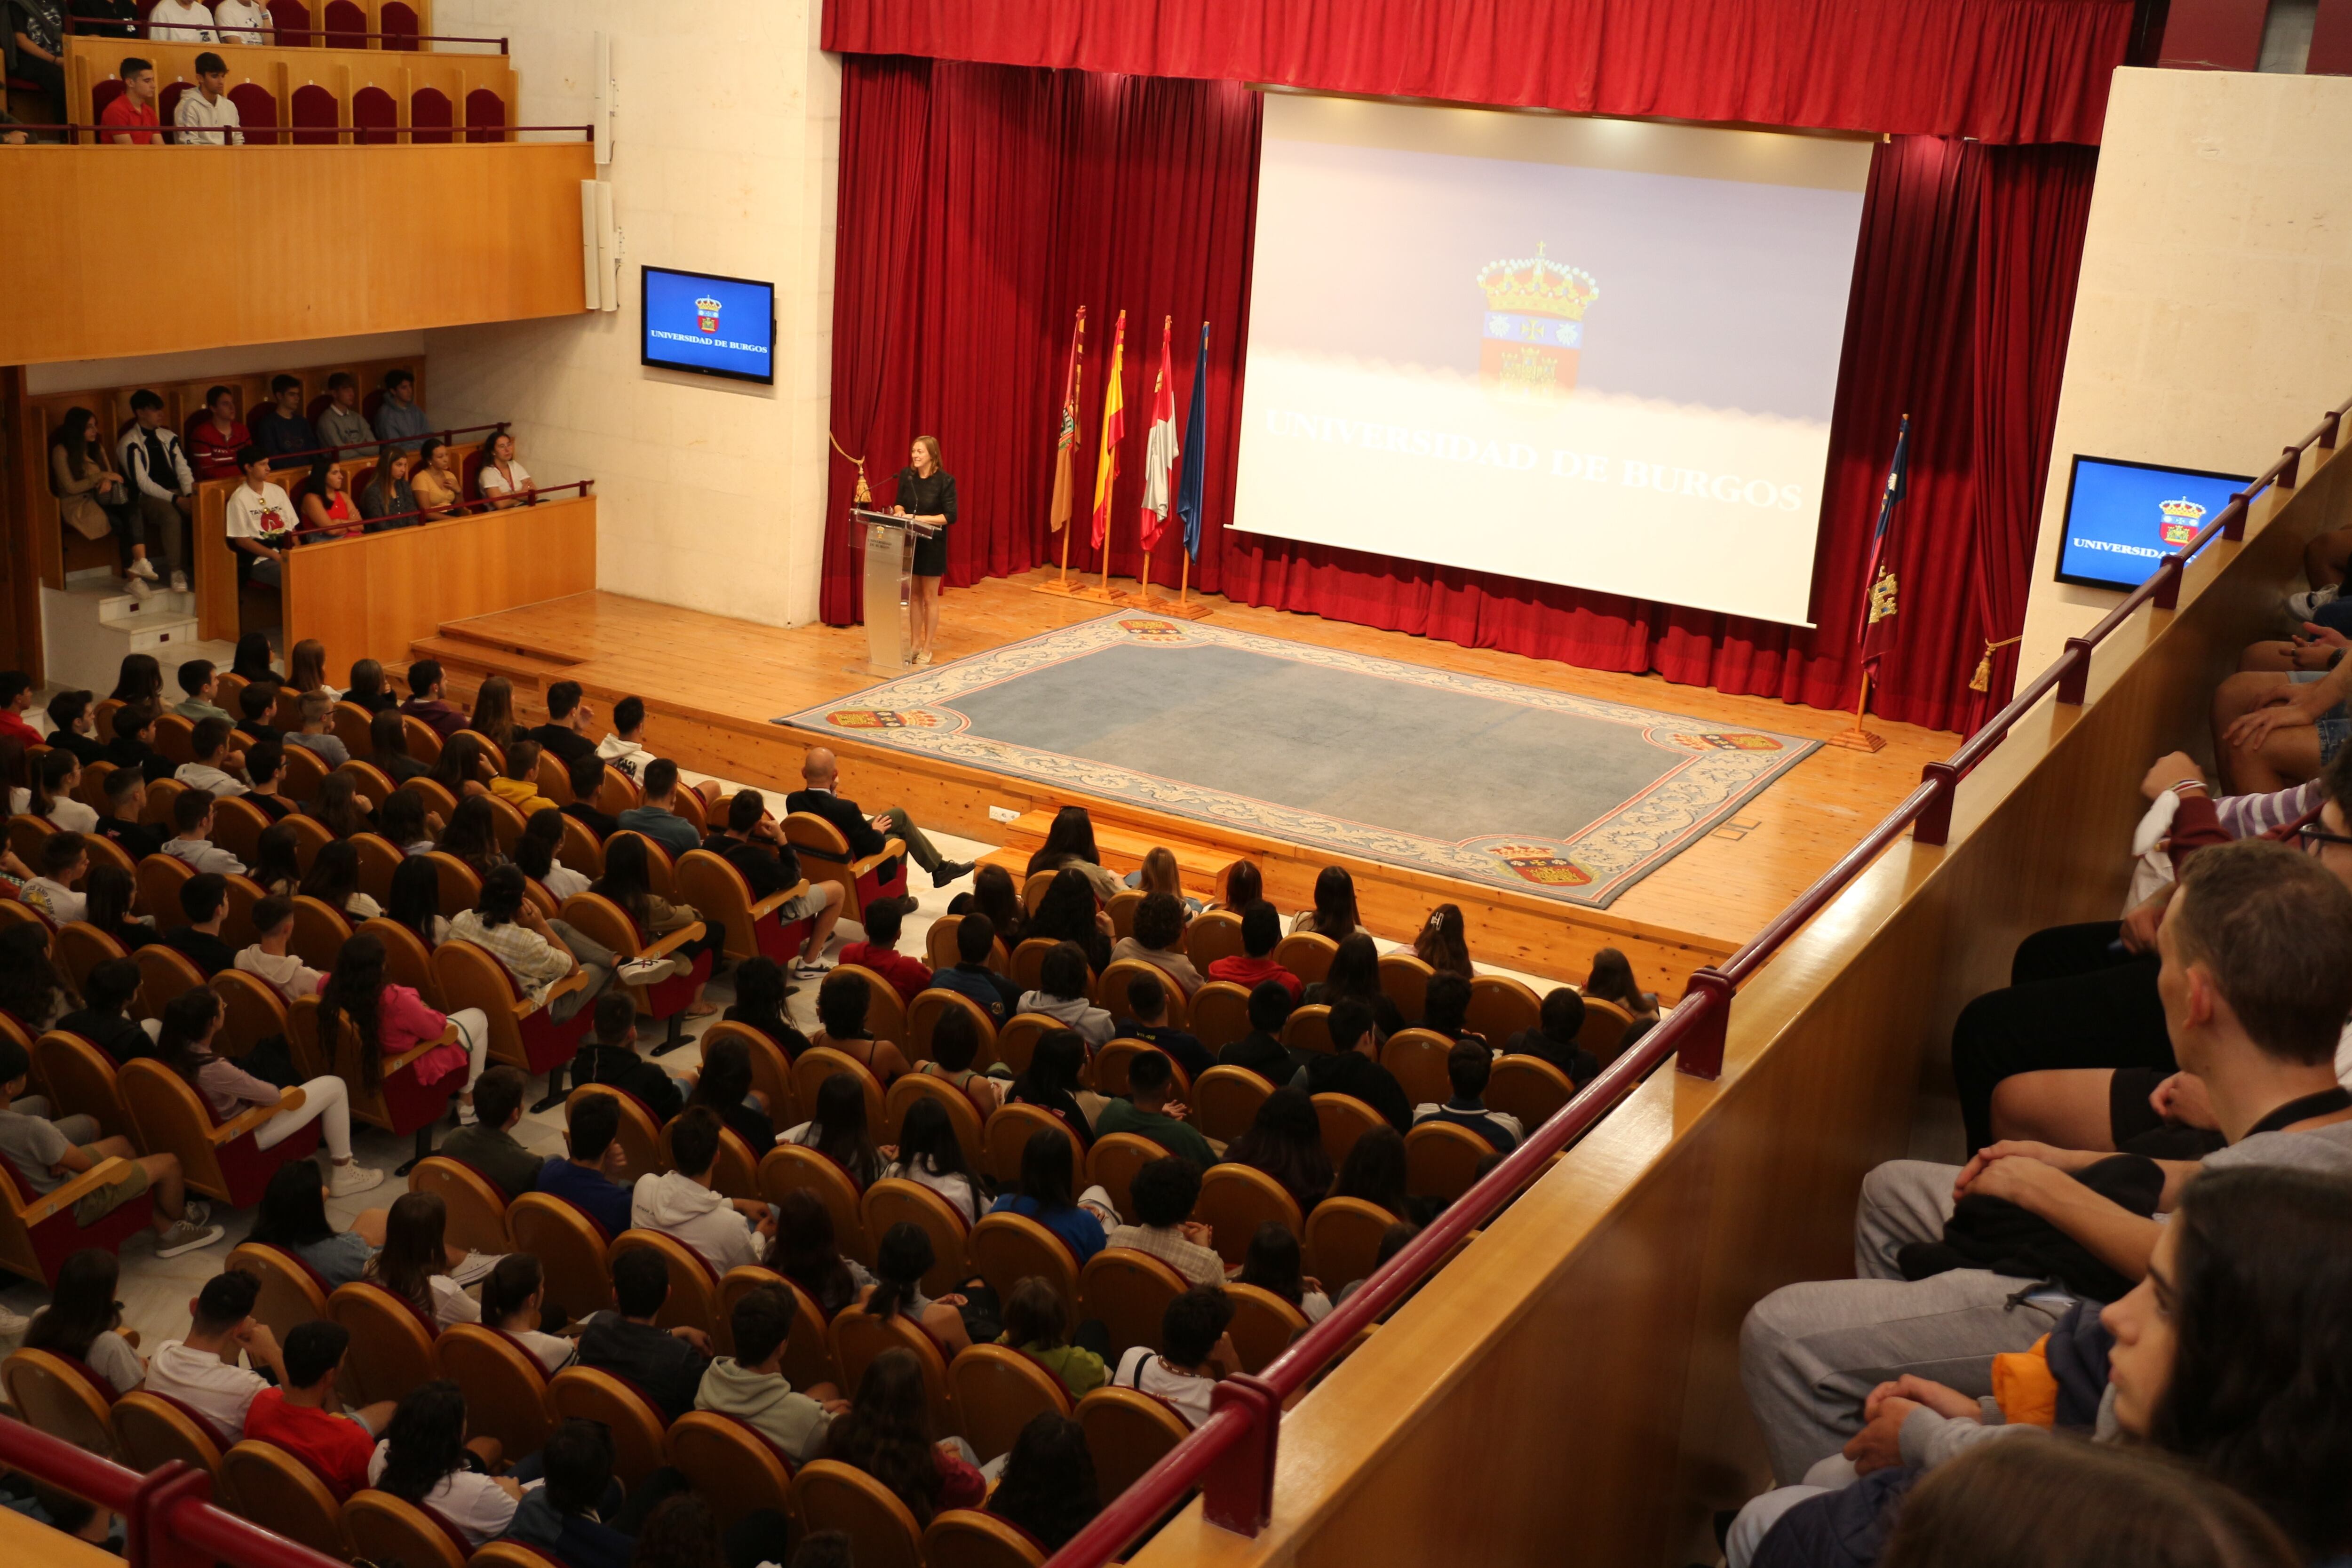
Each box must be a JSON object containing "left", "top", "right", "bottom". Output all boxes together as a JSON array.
[
  {"left": 629, "top": 1108, "right": 772, "bottom": 1273},
  {"left": 693, "top": 1282, "right": 848, "bottom": 1463}
]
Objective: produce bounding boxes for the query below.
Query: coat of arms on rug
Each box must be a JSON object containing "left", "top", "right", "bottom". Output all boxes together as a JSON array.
[
  {"left": 1671, "top": 732, "right": 1784, "bottom": 751},
  {"left": 1118, "top": 619, "right": 1186, "bottom": 640},
  {"left": 825, "top": 709, "right": 942, "bottom": 730},
  {"left": 1493, "top": 844, "right": 1592, "bottom": 886}
]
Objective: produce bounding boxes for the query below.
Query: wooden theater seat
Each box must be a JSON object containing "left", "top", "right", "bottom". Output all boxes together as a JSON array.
[
  {"left": 946, "top": 1343, "right": 1071, "bottom": 1465},
  {"left": 326, "top": 1280, "right": 438, "bottom": 1407},
  {"left": 829, "top": 963, "right": 907, "bottom": 1050},
  {"left": 1406, "top": 1119, "right": 1493, "bottom": 1200},
  {"left": 117, "top": 1059, "right": 319, "bottom": 1208},
  {"left": 221, "top": 1439, "right": 350, "bottom": 1558},
  {"left": 1008, "top": 939, "right": 1053, "bottom": 996},
  {"left": 827, "top": 1304, "right": 958, "bottom": 1439},
  {"left": 992, "top": 1011, "right": 1061, "bottom": 1079},
  {"left": 1191, "top": 1064, "right": 1273, "bottom": 1144},
  {"left": 505, "top": 1192, "right": 615, "bottom": 1324},
  {"left": 111, "top": 1388, "right": 228, "bottom": 1487},
  {"left": 430, "top": 934, "right": 593, "bottom": 1089},
  {"left": 1083, "top": 1131, "right": 1162, "bottom": 1226},
  {"left": 32, "top": 1029, "right": 128, "bottom": 1139},
  {"left": 299, "top": 993, "right": 460, "bottom": 1174},
  {"left": 53, "top": 921, "right": 127, "bottom": 998},
  {"left": 607, "top": 1227, "right": 723, "bottom": 1337},
  {"left": 1076, "top": 1386, "right": 1191, "bottom": 1499},
  {"left": 924, "top": 1509, "right": 1048, "bottom": 1568},
  {"left": 1195, "top": 1162, "right": 1304, "bottom": 1266},
  {"left": 984, "top": 1101, "right": 1081, "bottom": 1188},
  {"left": 406, "top": 1154, "right": 511, "bottom": 1256},
  {"left": 1466, "top": 974, "right": 1542, "bottom": 1043},
  {"left": 343, "top": 1488, "right": 467, "bottom": 1568},
  {"left": 1380, "top": 1027, "right": 1454, "bottom": 1109},
  {"left": 1304, "top": 1195, "right": 1393, "bottom": 1292},
  {"left": 211, "top": 968, "right": 292, "bottom": 1060},
  {"left": 968, "top": 1211, "right": 1078, "bottom": 1307},
  {"left": 1090, "top": 1038, "right": 1188, "bottom": 1102},
  {"left": 1080, "top": 1246, "right": 1187, "bottom": 1356},
  {"left": 1282, "top": 1003, "right": 1334, "bottom": 1057},
  {"left": 2, "top": 1346, "right": 118, "bottom": 1456},
  {"left": 0, "top": 1145, "right": 152, "bottom": 1289},
  {"left": 906, "top": 987, "right": 998, "bottom": 1069},
  {"left": 1272, "top": 931, "right": 1338, "bottom": 985},
  {"left": 1379, "top": 952, "right": 1433, "bottom": 1024},
  {"left": 663, "top": 1410, "right": 799, "bottom": 1531},
  {"left": 858, "top": 1177, "right": 969, "bottom": 1295},
  {"left": 758, "top": 1143, "right": 872, "bottom": 1266},
  {"left": 226, "top": 1241, "right": 332, "bottom": 1344},
  {"left": 676, "top": 847, "right": 810, "bottom": 964},
  {"left": 1185, "top": 909, "right": 1244, "bottom": 969},
  {"left": 792, "top": 1459, "right": 925, "bottom": 1568},
  {"left": 789, "top": 1044, "right": 888, "bottom": 1136},
  {"left": 566, "top": 1083, "right": 661, "bottom": 1189},
  {"left": 1486, "top": 1053, "right": 1576, "bottom": 1131},
  {"left": 1187, "top": 980, "right": 1251, "bottom": 1053},
  {"left": 1311, "top": 1091, "right": 1385, "bottom": 1169},
  {"left": 1224, "top": 1281, "right": 1310, "bottom": 1374},
  {"left": 559, "top": 890, "right": 712, "bottom": 1051},
  {"left": 548, "top": 1366, "right": 668, "bottom": 1487},
  {"left": 432, "top": 1322, "right": 556, "bottom": 1461}
]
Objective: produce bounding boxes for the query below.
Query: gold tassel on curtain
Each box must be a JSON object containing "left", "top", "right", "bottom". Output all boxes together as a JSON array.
[
  {"left": 1971, "top": 634, "right": 2024, "bottom": 692},
  {"left": 830, "top": 431, "right": 873, "bottom": 506}
]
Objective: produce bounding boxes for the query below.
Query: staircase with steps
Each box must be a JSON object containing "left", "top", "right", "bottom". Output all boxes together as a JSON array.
[
  {"left": 40, "top": 573, "right": 231, "bottom": 694},
  {"left": 409, "top": 620, "right": 585, "bottom": 699}
]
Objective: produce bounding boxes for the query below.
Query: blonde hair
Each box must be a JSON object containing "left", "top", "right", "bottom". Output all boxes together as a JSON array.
[
  {"left": 1138, "top": 846, "right": 1182, "bottom": 899},
  {"left": 913, "top": 435, "right": 943, "bottom": 471}
]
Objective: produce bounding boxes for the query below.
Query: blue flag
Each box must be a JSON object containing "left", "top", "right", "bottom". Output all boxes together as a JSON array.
[{"left": 1175, "top": 323, "right": 1210, "bottom": 559}]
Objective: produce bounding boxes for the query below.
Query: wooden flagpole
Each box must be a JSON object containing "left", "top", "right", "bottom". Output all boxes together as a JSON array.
[
  {"left": 1178, "top": 551, "right": 1190, "bottom": 607},
  {"left": 1827, "top": 670, "right": 1886, "bottom": 752}
]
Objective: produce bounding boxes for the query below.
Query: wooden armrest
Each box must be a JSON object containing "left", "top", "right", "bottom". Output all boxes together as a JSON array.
[
  {"left": 385, "top": 1024, "right": 459, "bottom": 1076},
  {"left": 542, "top": 969, "right": 593, "bottom": 1012},
  {"left": 640, "top": 923, "right": 707, "bottom": 961},
  {"left": 23, "top": 1157, "right": 138, "bottom": 1224},
  {"left": 747, "top": 882, "right": 807, "bottom": 920},
  {"left": 215, "top": 1086, "right": 308, "bottom": 1145},
  {"left": 849, "top": 840, "right": 904, "bottom": 879}
]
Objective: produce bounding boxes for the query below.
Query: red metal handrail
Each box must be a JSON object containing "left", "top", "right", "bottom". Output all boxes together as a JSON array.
[
  {"left": 66, "top": 20, "right": 513, "bottom": 46},
  {"left": 241, "top": 420, "right": 509, "bottom": 471},
  {"left": 0, "top": 1415, "right": 340, "bottom": 1568},
  {"left": 285, "top": 476, "right": 589, "bottom": 538},
  {"left": 1041, "top": 387, "right": 2352, "bottom": 1566}
]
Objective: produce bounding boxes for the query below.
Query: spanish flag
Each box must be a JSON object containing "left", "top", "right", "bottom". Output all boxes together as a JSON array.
[
  {"left": 1047, "top": 306, "right": 1084, "bottom": 534},
  {"left": 1090, "top": 310, "right": 1127, "bottom": 549}
]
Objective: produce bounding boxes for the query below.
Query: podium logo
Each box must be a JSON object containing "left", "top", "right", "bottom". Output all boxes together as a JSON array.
[
  {"left": 1492, "top": 843, "right": 1592, "bottom": 887},
  {"left": 694, "top": 296, "right": 723, "bottom": 334},
  {"left": 1476, "top": 242, "right": 1599, "bottom": 398}
]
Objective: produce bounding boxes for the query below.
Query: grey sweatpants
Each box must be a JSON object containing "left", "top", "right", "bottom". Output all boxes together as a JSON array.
[{"left": 1738, "top": 1160, "right": 2073, "bottom": 1484}]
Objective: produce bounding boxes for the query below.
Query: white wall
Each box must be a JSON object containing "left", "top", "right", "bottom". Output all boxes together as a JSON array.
[
  {"left": 2018, "top": 67, "right": 2352, "bottom": 677},
  {"left": 419, "top": 0, "right": 840, "bottom": 628}
]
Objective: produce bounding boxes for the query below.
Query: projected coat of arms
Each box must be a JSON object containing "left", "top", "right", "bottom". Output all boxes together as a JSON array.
[
  {"left": 1476, "top": 242, "right": 1600, "bottom": 397},
  {"left": 2157, "top": 496, "right": 2206, "bottom": 547},
  {"left": 695, "top": 295, "right": 723, "bottom": 334}
]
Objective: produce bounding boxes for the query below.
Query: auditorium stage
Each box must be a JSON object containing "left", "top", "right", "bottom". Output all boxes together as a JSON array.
[{"left": 418, "top": 571, "right": 1954, "bottom": 988}]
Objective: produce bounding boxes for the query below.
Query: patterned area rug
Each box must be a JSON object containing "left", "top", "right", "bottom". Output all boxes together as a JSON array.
[{"left": 779, "top": 613, "right": 1820, "bottom": 908}]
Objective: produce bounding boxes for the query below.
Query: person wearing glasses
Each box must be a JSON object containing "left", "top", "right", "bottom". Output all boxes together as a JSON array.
[{"left": 1952, "top": 742, "right": 2352, "bottom": 1166}]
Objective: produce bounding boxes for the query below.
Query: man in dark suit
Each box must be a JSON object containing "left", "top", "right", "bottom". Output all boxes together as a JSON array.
[{"left": 785, "top": 746, "right": 972, "bottom": 897}]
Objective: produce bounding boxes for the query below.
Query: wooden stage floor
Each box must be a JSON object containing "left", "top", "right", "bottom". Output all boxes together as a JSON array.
[{"left": 423, "top": 570, "right": 1954, "bottom": 990}]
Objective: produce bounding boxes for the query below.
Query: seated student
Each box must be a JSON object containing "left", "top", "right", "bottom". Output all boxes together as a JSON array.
[
  {"left": 19, "top": 832, "right": 91, "bottom": 925},
  {"left": 223, "top": 447, "right": 298, "bottom": 588},
  {"left": 491, "top": 739, "right": 558, "bottom": 816},
  {"left": 1332, "top": 1219, "right": 1421, "bottom": 1306},
  {"left": 158, "top": 985, "right": 393, "bottom": 1193},
  {"left": 769, "top": 1189, "right": 877, "bottom": 1318},
  {"left": 346, "top": 656, "right": 397, "bottom": 715},
  {"left": 1029, "top": 866, "right": 1113, "bottom": 972},
  {"left": 882, "top": 1097, "right": 983, "bottom": 1224},
  {"left": 838, "top": 897, "right": 931, "bottom": 1005},
  {"left": 1018, "top": 941, "right": 1115, "bottom": 1047},
  {"left": 319, "top": 932, "right": 491, "bottom": 1120},
  {"left": 398, "top": 659, "right": 467, "bottom": 740},
  {"left": 1012, "top": 1027, "right": 1096, "bottom": 1147},
  {"left": 719, "top": 955, "right": 810, "bottom": 1059},
  {"left": 997, "top": 1277, "right": 1108, "bottom": 1400},
  {"left": 379, "top": 791, "right": 436, "bottom": 860},
  {"left": 366, "top": 1192, "right": 489, "bottom": 1329},
  {"left": 1122, "top": 844, "right": 1203, "bottom": 913},
  {"left": 1298, "top": 998, "right": 1413, "bottom": 1135},
  {"left": 579, "top": 1246, "right": 713, "bottom": 1421},
  {"left": 244, "top": 1321, "right": 398, "bottom": 1501},
  {"left": 246, "top": 1160, "right": 385, "bottom": 1290},
  {"left": 811, "top": 969, "right": 913, "bottom": 1085},
  {"left": 188, "top": 387, "right": 249, "bottom": 480},
  {"left": 790, "top": 743, "right": 971, "bottom": 893},
  {"left": 366, "top": 1382, "right": 526, "bottom": 1548},
  {"left": 1413, "top": 903, "right": 1476, "bottom": 979},
  {"left": 312, "top": 373, "right": 370, "bottom": 454},
  {"left": 0, "top": 671, "right": 37, "bottom": 747},
  {"left": 1739, "top": 838, "right": 2352, "bottom": 1490},
  {"left": 477, "top": 429, "right": 537, "bottom": 509},
  {"left": 382, "top": 856, "right": 449, "bottom": 954},
  {"left": 161, "top": 873, "right": 238, "bottom": 977},
  {"left": 0, "top": 927, "right": 70, "bottom": 1038},
  {"left": 614, "top": 758, "right": 703, "bottom": 859},
  {"left": 1419, "top": 972, "right": 1486, "bottom": 1049},
  {"left": 249, "top": 375, "right": 314, "bottom": 462},
  {"left": 371, "top": 708, "right": 431, "bottom": 784},
  {"left": 571, "top": 991, "right": 689, "bottom": 1123},
  {"left": 234, "top": 681, "right": 282, "bottom": 748},
  {"left": 506, "top": 1420, "right": 651, "bottom": 1568},
  {"left": 1110, "top": 891, "right": 1204, "bottom": 998},
  {"left": 1412, "top": 1040, "right": 1523, "bottom": 1153},
  {"left": 528, "top": 680, "right": 599, "bottom": 766},
  {"left": 1024, "top": 804, "right": 1122, "bottom": 904},
  {"left": 536, "top": 1085, "right": 636, "bottom": 1238},
  {"left": 1219, "top": 980, "right": 1304, "bottom": 1083},
  {"left": 1238, "top": 1221, "right": 1331, "bottom": 1323},
  {"left": 248, "top": 822, "right": 301, "bottom": 898},
  {"left": 240, "top": 740, "right": 296, "bottom": 824},
  {"left": 1096, "top": 1047, "right": 1215, "bottom": 1167},
  {"left": 430, "top": 738, "right": 496, "bottom": 812},
  {"left": 633, "top": 1106, "right": 771, "bottom": 1273},
  {"left": 24, "top": 1249, "right": 144, "bottom": 1393},
  {"left": 234, "top": 895, "right": 326, "bottom": 1003},
  {"left": 78, "top": 865, "right": 156, "bottom": 955},
  {"left": 174, "top": 659, "right": 232, "bottom": 723},
  {"left": 826, "top": 1348, "right": 987, "bottom": 1526},
  {"left": 451, "top": 865, "right": 619, "bottom": 1024},
  {"left": 588, "top": 831, "right": 715, "bottom": 1016},
  {"left": 861, "top": 1222, "right": 974, "bottom": 1358},
  {"left": 358, "top": 447, "right": 418, "bottom": 531},
  {"left": 1111, "top": 1286, "right": 1239, "bottom": 1429},
  {"left": 1206, "top": 901, "right": 1303, "bottom": 1002},
  {"left": 90, "top": 765, "right": 164, "bottom": 865},
  {"left": 987, "top": 1413, "right": 1104, "bottom": 1553},
  {"left": 437, "top": 1064, "right": 541, "bottom": 1202},
  {"left": 467, "top": 676, "right": 521, "bottom": 757},
  {"left": 1288, "top": 866, "right": 1363, "bottom": 941},
  {"left": 408, "top": 438, "right": 465, "bottom": 520},
  {"left": 596, "top": 694, "right": 652, "bottom": 781},
  {"left": 513, "top": 808, "right": 591, "bottom": 901},
  {"left": 305, "top": 773, "right": 373, "bottom": 842},
  {"left": 989, "top": 1126, "right": 1114, "bottom": 1264},
  {"left": 162, "top": 788, "right": 248, "bottom": 874},
  {"left": 563, "top": 752, "right": 620, "bottom": 837},
  {"left": 915, "top": 1005, "right": 1006, "bottom": 1119},
  {"left": 779, "top": 1072, "right": 888, "bottom": 1191},
  {"left": 175, "top": 719, "right": 249, "bottom": 800},
  {"left": 25, "top": 749, "right": 99, "bottom": 832},
  {"left": 685, "top": 1035, "right": 774, "bottom": 1151},
  {"left": 1221, "top": 1087, "right": 1335, "bottom": 1217},
  {"left": 372, "top": 368, "right": 430, "bottom": 449},
  {"left": 55, "top": 958, "right": 155, "bottom": 1064},
  {"left": 953, "top": 862, "right": 1030, "bottom": 946},
  {"left": 286, "top": 688, "right": 350, "bottom": 768},
  {"left": 928, "top": 910, "right": 1022, "bottom": 1023},
  {"left": 1505, "top": 988, "right": 1600, "bottom": 1088},
  {"left": 146, "top": 1269, "right": 284, "bottom": 1444},
  {"left": 105, "top": 700, "right": 175, "bottom": 787},
  {"left": 478, "top": 1254, "right": 576, "bottom": 1376},
  {"left": 43, "top": 689, "right": 108, "bottom": 766},
  {"left": 1104, "top": 1155, "right": 1225, "bottom": 1287},
  {"left": 1584, "top": 945, "right": 1659, "bottom": 1026}
]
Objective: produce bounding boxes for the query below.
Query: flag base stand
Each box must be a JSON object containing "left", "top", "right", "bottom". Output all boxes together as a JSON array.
[
  {"left": 1119, "top": 587, "right": 1212, "bottom": 620},
  {"left": 1028, "top": 576, "right": 1105, "bottom": 600},
  {"left": 1827, "top": 672, "right": 1886, "bottom": 751}
]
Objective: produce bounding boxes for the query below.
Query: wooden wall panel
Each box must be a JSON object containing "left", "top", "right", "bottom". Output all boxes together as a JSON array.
[
  {"left": 281, "top": 494, "right": 597, "bottom": 664},
  {"left": 0, "top": 143, "right": 589, "bottom": 365},
  {"left": 1126, "top": 449, "right": 2346, "bottom": 1567}
]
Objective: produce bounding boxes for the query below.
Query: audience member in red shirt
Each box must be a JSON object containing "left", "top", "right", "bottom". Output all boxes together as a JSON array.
[
  {"left": 187, "top": 385, "right": 252, "bottom": 480},
  {"left": 100, "top": 61, "right": 161, "bottom": 144},
  {"left": 0, "top": 671, "right": 42, "bottom": 748},
  {"left": 240, "top": 1321, "right": 396, "bottom": 1499},
  {"left": 838, "top": 897, "right": 932, "bottom": 1005},
  {"left": 1204, "top": 900, "right": 1302, "bottom": 1002}
]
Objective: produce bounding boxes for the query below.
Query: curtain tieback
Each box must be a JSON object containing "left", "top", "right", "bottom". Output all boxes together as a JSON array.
[
  {"left": 1970, "top": 635, "right": 2024, "bottom": 692},
  {"left": 830, "top": 431, "right": 872, "bottom": 505}
]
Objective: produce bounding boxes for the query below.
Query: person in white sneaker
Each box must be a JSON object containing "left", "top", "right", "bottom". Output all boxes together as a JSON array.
[
  {"left": 116, "top": 390, "right": 192, "bottom": 591},
  {"left": 155, "top": 987, "right": 384, "bottom": 1198},
  {"left": 0, "top": 1035, "right": 222, "bottom": 1259}
]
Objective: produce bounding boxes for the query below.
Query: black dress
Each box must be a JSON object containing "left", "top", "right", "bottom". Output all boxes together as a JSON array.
[{"left": 896, "top": 467, "right": 957, "bottom": 578}]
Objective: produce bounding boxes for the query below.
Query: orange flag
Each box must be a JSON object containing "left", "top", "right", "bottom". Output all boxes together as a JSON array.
[
  {"left": 1047, "top": 306, "right": 1085, "bottom": 533},
  {"left": 1090, "top": 310, "right": 1127, "bottom": 549}
]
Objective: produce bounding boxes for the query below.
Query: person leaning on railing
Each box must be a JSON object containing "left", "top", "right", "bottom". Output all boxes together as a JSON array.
[
  {"left": 223, "top": 444, "right": 298, "bottom": 589},
  {"left": 477, "top": 427, "right": 536, "bottom": 508}
]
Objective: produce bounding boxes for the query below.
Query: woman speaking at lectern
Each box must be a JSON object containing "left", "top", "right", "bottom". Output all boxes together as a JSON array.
[{"left": 891, "top": 435, "right": 956, "bottom": 665}]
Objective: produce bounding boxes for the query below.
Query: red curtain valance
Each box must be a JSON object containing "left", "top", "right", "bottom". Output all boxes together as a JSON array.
[{"left": 820, "top": 0, "right": 2133, "bottom": 145}]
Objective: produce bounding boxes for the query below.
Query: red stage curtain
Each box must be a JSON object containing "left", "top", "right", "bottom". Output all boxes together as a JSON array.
[
  {"left": 822, "top": 58, "right": 2097, "bottom": 732},
  {"left": 821, "top": 0, "right": 2132, "bottom": 145}
]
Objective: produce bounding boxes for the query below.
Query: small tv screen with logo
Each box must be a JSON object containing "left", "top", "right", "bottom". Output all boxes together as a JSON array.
[
  {"left": 641, "top": 265, "right": 776, "bottom": 384},
  {"left": 2054, "top": 454, "right": 2254, "bottom": 593}
]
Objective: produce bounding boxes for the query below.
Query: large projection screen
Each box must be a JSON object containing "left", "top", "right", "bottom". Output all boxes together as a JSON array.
[{"left": 1232, "top": 95, "right": 1874, "bottom": 626}]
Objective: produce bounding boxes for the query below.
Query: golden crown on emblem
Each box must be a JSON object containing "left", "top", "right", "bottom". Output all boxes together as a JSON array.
[
  {"left": 2158, "top": 497, "right": 2206, "bottom": 523},
  {"left": 694, "top": 296, "right": 722, "bottom": 314},
  {"left": 1476, "top": 242, "right": 1601, "bottom": 319}
]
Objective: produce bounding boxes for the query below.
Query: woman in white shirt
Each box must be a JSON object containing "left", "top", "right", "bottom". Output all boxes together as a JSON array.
[
  {"left": 478, "top": 1255, "right": 577, "bottom": 1376},
  {"left": 368, "top": 1381, "right": 532, "bottom": 1546},
  {"left": 24, "top": 749, "right": 99, "bottom": 832},
  {"left": 882, "top": 1097, "right": 982, "bottom": 1225},
  {"left": 512, "top": 810, "right": 590, "bottom": 901},
  {"left": 477, "top": 430, "right": 535, "bottom": 508},
  {"left": 23, "top": 1250, "right": 145, "bottom": 1394},
  {"left": 366, "top": 1191, "right": 493, "bottom": 1329}
]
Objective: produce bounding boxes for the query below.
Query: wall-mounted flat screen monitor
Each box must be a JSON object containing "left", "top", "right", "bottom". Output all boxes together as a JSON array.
[
  {"left": 2055, "top": 454, "right": 2252, "bottom": 591},
  {"left": 641, "top": 265, "right": 776, "bottom": 384}
]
